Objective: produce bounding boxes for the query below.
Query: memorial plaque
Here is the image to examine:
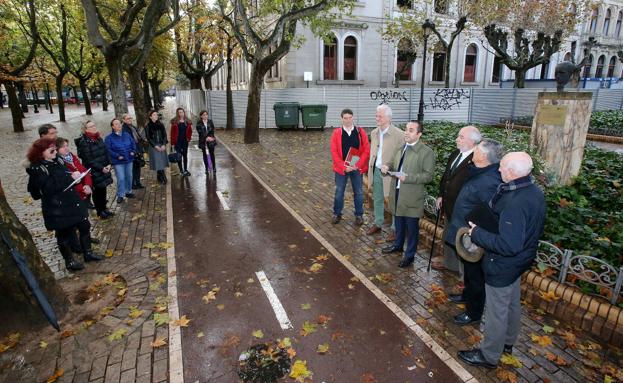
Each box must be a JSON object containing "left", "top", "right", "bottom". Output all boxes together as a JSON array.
[{"left": 537, "top": 105, "right": 567, "bottom": 126}]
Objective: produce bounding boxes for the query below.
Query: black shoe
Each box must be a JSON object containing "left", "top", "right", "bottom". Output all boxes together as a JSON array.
[
  {"left": 104, "top": 210, "right": 114, "bottom": 216},
  {"left": 457, "top": 349, "right": 497, "bottom": 369},
  {"left": 331, "top": 215, "right": 341, "bottom": 224},
  {"left": 90, "top": 237, "right": 100, "bottom": 244},
  {"left": 382, "top": 245, "right": 402, "bottom": 254},
  {"left": 125, "top": 193, "right": 135, "bottom": 198},
  {"left": 398, "top": 257, "right": 414, "bottom": 268},
  {"left": 83, "top": 251, "right": 104, "bottom": 262},
  {"left": 117, "top": 197, "right": 124, "bottom": 203},
  {"left": 453, "top": 312, "right": 480, "bottom": 326},
  {"left": 97, "top": 211, "right": 111, "bottom": 219},
  {"left": 65, "top": 259, "right": 84, "bottom": 271},
  {"left": 186, "top": 171, "right": 191, "bottom": 176},
  {"left": 132, "top": 184, "right": 145, "bottom": 189},
  {"left": 449, "top": 294, "right": 466, "bottom": 304},
  {"left": 503, "top": 344, "right": 513, "bottom": 354},
  {"left": 355, "top": 216, "right": 364, "bottom": 226}
]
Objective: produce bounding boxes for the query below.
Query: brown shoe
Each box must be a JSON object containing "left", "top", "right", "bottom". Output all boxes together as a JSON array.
[
  {"left": 386, "top": 230, "right": 396, "bottom": 242},
  {"left": 366, "top": 225, "right": 382, "bottom": 235}
]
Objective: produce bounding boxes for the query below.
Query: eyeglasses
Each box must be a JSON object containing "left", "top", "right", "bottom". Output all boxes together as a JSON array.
[{"left": 48, "top": 148, "right": 57, "bottom": 153}]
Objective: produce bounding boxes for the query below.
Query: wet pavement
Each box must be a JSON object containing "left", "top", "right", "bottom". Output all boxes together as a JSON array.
[{"left": 172, "top": 147, "right": 464, "bottom": 382}]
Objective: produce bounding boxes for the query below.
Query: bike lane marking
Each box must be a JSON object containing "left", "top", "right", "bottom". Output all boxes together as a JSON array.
[{"left": 256, "top": 270, "right": 294, "bottom": 330}]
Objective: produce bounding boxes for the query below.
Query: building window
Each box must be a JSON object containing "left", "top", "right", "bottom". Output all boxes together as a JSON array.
[
  {"left": 397, "top": 0, "right": 412, "bottom": 9},
  {"left": 323, "top": 36, "right": 337, "bottom": 80},
  {"left": 434, "top": 0, "right": 448, "bottom": 14},
  {"left": 343, "top": 36, "right": 357, "bottom": 80},
  {"left": 540, "top": 62, "right": 550, "bottom": 79},
  {"left": 616, "top": 12, "right": 622, "bottom": 37},
  {"left": 584, "top": 54, "right": 593, "bottom": 77},
  {"left": 608, "top": 56, "right": 616, "bottom": 77},
  {"left": 431, "top": 44, "right": 446, "bottom": 82},
  {"left": 604, "top": 9, "right": 612, "bottom": 35},
  {"left": 463, "top": 44, "right": 478, "bottom": 82},
  {"left": 268, "top": 46, "right": 280, "bottom": 79},
  {"left": 571, "top": 41, "right": 576, "bottom": 60},
  {"left": 396, "top": 39, "right": 415, "bottom": 81},
  {"left": 492, "top": 55, "right": 503, "bottom": 83},
  {"left": 590, "top": 8, "right": 599, "bottom": 33},
  {"left": 596, "top": 55, "right": 605, "bottom": 78}
]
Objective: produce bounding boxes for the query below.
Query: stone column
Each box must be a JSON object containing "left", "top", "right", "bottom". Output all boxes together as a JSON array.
[{"left": 530, "top": 91, "right": 592, "bottom": 185}]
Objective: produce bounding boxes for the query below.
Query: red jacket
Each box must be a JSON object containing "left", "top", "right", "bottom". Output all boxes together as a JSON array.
[
  {"left": 63, "top": 153, "right": 93, "bottom": 200},
  {"left": 170, "top": 119, "right": 193, "bottom": 145},
  {"left": 330, "top": 126, "right": 370, "bottom": 175}
]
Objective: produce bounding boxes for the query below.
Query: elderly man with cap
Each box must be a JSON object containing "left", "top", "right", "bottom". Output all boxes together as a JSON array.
[
  {"left": 433, "top": 125, "right": 481, "bottom": 272},
  {"left": 457, "top": 152, "right": 546, "bottom": 369},
  {"left": 444, "top": 139, "right": 504, "bottom": 326}
]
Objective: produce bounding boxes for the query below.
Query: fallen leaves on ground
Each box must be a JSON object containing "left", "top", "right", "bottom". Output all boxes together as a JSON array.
[
  {"left": 300, "top": 321, "right": 318, "bottom": 336},
  {"left": 217, "top": 304, "right": 225, "bottom": 310},
  {"left": 496, "top": 369, "right": 518, "bottom": 383},
  {"left": 252, "top": 330, "right": 264, "bottom": 339},
  {"left": 131, "top": 213, "right": 145, "bottom": 221},
  {"left": 108, "top": 328, "right": 127, "bottom": 342},
  {"left": 154, "top": 313, "right": 170, "bottom": 327},
  {"left": 375, "top": 273, "right": 394, "bottom": 284},
  {"left": 202, "top": 291, "right": 217, "bottom": 303},
  {"left": 0, "top": 333, "right": 20, "bottom": 353},
  {"left": 315, "top": 254, "right": 329, "bottom": 261},
  {"left": 542, "top": 325, "right": 555, "bottom": 334},
  {"left": 234, "top": 291, "right": 243, "bottom": 298},
  {"left": 466, "top": 334, "right": 482, "bottom": 346},
  {"left": 530, "top": 333, "right": 553, "bottom": 347},
  {"left": 196, "top": 332, "right": 205, "bottom": 338},
  {"left": 172, "top": 315, "right": 191, "bottom": 327},
  {"left": 500, "top": 353, "right": 523, "bottom": 368},
  {"left": 426, "top": 284, "right": 448, "bottom": 307},
  {"left": 45, "top": 368, "right": 64, "bottom": 383},
  {"left": 105, "top": 249, "right": 114, "bottom": 258},
  {"left": 401, "top": 344, "right": 412, "bottom": 357},
  {"left": 558, "top": 330, "right": 577, "bottom": 348},
  {"left": 316, "top": 343, "right": 330, "bottom": 354},
  {"left": 361, "top": 372, "right": 377, "bottom": 383},
  {"left": 316, "top": 315, "right": 331, "bottom": 327},
  {"left": 289, "top": 360, "right": 312, "bottom": 382},
  {"left": 545, "top": 352, "right": 568, "bottom": 366},
  {"left": 151, "top": 337, "right": 167, "bottom": 348},
  {"left": 539, "top": 290, "right": 561, "bottom": 302},
  {"left": 129, "top": 306, "right": 144, "bottom": 319},
  {"left": 301, "top": 303, "right": 311, "bottom": 310},
  {"left": 59, "top": 330, "right": 75, "bottom": 339},
  {"left": 309, "top": 263, "right": 323, "bottom": 273},
  {"left": 39, "top": 341, "right": 48, "bottom": 349}
]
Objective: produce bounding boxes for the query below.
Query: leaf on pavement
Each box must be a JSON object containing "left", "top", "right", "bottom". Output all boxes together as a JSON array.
[
  {"left": 496, "top": 369, "right": 518, "bottom": 383},
  {"left": 196, "top": 332, "right": 204, "bottom": 338},
  {"left": 108, "top": 328, "right": 127, "bottom": 342},
  {"left": 309, "top": 263, "right": 323, "bottom": 273},
  {"left": 234, "top": 292, "right": 243, "bottom": 298},
  {"left": 46, "top": 368, "right": 64, "bottom": 383},
  {"left": 301, "top": 303, "right": 311, "bottom": 310},
  {"left": 172, "top": 315, "right": 191, "bottom": 327},
  {"left": 105, "top": 249, "right": 114, "bottom": 258},
  {"left": 202, "top": 291, "right": 217, "bottom": 303},
  {"left": 316, "top": 343, "right": 330, "bottom": 354},
  {"left": 151, "top": 337, "right": 167, "bottom": 348},
  {"left": 154, "top": 313, "right": 170, "bottom": 327},
  {"left": 539, "top": 290, "right": 560, "bottom": 302},
  {"left": 289, "top": 360, "right": 313, "bottom": 382},
  {"left": 288, "top": 244, "right": 298, "bottom": 249},
  {"left": 558, "top": 330, "right": 577, "bottom": 348},
  {"left": 143, "top": 242, "right": 157, "bottom": 249},
  {"left": 545, "top": 352, "right": 567, "bottom": 366},
  {"left": 466, "top": 334, "right": 482, "bottom": 346},
  {"left": 500, "top": 354, "right": 523, "bottom": 368},
  {"left": 247, "top": 278, "right": 255, "bottom": 283},
  {"left": 542, "top": 325, "right": 555, "bottom": 334},
  {"left": 39, "top": 340, "right": 48, "bottom": 349},
  {"left": 217, "top": 304, "right": 225, "bottom": 310},
  {"left": 530, "top": 333, "right": 553, "bottom": 347},
  {"left": 315, "top": 254, "right": 329, "bottom": 261},
  {"left": 158, "top": 242, "right": 174, "bottom": 249},
  {"left": 317, "top": 315, "right": 332, "bottom": 326},
  {"left": 252, "top": 330, "right": 264, "bottom": 339},
  {"left": 129, "top": 306, "right": 144, "bottom": 319},
  {"left": 361, "top": 372, "right": 377, "bottom": 383},
  {"left": 300, "top": 321, "right": 318, "bottom": 337},
  {"left": 375, "top": 273, "right": 394, "bottom": 284}
]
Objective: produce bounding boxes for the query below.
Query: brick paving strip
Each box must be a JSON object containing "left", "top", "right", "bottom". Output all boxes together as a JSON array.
[{"left": 218, "top": 128, "right": 623, "bottom": 383}]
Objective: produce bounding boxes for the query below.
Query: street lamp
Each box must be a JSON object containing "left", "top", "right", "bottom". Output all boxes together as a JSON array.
[{"left": 417, "top": 19, "right": 435, "bottom": 124}]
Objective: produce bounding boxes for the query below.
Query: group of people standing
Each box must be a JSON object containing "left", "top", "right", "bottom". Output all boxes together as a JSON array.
[
  {"left": 24, "top": 107, "right": 217, "bottom": 273},
  {"left": 330, "top": 104, "right": 546, "bottom": 370}
]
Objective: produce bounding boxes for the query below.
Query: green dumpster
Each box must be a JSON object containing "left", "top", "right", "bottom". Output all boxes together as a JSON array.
[
  {"left": 300, "top": 104, "right": 328, "bottom": 130},
  {"left": 273, "top": 102, "right": 300, "bottom": 129}
]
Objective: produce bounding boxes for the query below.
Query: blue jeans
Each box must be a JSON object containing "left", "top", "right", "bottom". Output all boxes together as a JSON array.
[
  {"left": 333, "top": 171, "right": 364, "bottom": 217},
  {"left": 113, "top": 162, "right": 134, "bottom": 198},
  {"left": 394, "top": 214, "right": 420, "bottom": 260}
]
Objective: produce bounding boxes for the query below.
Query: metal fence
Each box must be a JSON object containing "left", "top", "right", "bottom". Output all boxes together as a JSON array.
[{"left": 177, "top": 86, "right": 623, "bottom": 128}]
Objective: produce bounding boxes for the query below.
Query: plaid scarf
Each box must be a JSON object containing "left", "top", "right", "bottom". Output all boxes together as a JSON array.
[{"left": 489, "top": 175, "right": 534, "bottom": 209}]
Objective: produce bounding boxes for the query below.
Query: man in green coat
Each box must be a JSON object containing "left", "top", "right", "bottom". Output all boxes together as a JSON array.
[{"left": 380, "top": 121, "right": 435, "bottom": 268}]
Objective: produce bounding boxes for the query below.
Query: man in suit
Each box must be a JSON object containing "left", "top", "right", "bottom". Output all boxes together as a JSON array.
[
  {"left": 433, "top": 125, "right": 481, "bottom": 273},
  {"left": 458, "top": 152, "right": 546, "bottom": 369},
  {"left": 380, "top": 121, "right": 435, "bottom": 268},
  {"left": 366, "top": 104, "right": 404, "bottom": 240}
]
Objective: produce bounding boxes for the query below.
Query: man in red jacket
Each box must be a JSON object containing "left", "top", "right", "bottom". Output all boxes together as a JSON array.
[{"left": 330, "top": 109, "right": 370, "bottom": 226}]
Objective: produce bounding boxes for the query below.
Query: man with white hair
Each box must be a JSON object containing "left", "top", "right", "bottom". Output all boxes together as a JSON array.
[
  {"left": 458, "top": 152, "right": 546, "bottom": 369},
  {"left": 366, "top": 104, "right": 403, "bottom": 239},
  {"left": 433, "top": 125, "right": 481, "bottom": 273}
]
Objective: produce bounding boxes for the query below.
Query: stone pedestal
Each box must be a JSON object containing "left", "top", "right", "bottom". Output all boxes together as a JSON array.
[{"left": 530, "top": 92, "right": 592, "bottom": 185}]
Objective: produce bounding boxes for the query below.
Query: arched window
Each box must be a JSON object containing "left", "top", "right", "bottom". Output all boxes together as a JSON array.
[
  {"left": 396, "top": 39, "right": 415, "bottom": 81},
  {"left": 564, "top": 52, "right": 572, "bottom": 61},
  {"left": 463, "top": 44, "right": 478, "bottom": 82},
  {"left": 596, "top": 55, "right": 606, "bottom": 78},
  {"left": 590, "top": 8, "right": 599, "bottom": 33},
  {"left": 323, "top": 36, "right": 337, "bottom": 80},
  {"left": 491, "top": 55, "right": 503, "bottom": 83},
  {"left": 608, "top": 56, "right": 617, "bottom": 77},
  {"left": 434, "top": 0, "right": 448, "bottom": 14},
  {"left": 604, "top": 9, "right": 612, "bottom": 35},
  {"left": 584, "top": 54, "right": 593, "bottom": 78},
  {"left": 616, "top": 12, "right": 622, "bottom": 37},
  {"left": 343, "top": 36, "right": 357, "bottom": 80},
  {"left": 432, "top": 43, "right": 446, "bottom": 82}
]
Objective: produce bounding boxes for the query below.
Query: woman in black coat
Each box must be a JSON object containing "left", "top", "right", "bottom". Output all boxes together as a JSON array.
[
  {"left": 145, "top": 110, "right": 169, "bottom": 184},
  {"left": 26, "top": 138, "right": 103, "bottom": 271},
  {"left": 75, "top": 120, "right": 114, "bottom": 219},
  {"left": 196, "top": 110, "right": 217, "bottom": 174}
]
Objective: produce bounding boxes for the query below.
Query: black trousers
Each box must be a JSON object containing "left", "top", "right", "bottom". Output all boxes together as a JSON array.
[
  {"left": 132, "top": 160, "right": 142, "bottom": 186},
  {"left": 56, "top": 220, "right": 91, "bottom": 252},
  {"left": 176, "top": 145, "right": 188, "bottom": 172},
  {"left": 92, "top": 187, "right": 108, "bottom": 214},
  {"left": 462, "top": 257, "right": 486, "bottom": 319}
]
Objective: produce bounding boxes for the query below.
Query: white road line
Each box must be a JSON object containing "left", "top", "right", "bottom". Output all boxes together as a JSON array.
[
  {"left": 216, "top": 191, "right": 230, "bottom": 210},
  {"left": 256, "top": 270, "right": 293, "bottom": 330}
]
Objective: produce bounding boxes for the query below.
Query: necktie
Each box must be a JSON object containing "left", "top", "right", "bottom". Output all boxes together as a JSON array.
[
  {"left": 449, "top": 153, "right": 463, "bottom": 174},
  {"left": 396, "top": 146, "right": 407, "bottom": 187}
]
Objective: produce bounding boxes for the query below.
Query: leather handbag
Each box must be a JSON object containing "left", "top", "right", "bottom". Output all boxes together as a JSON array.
[{"left": 168, "top": 151, "right": 181, "bottom": 163}]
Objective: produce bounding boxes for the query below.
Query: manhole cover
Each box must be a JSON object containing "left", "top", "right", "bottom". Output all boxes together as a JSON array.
[{"left": 238, "top": 342, "right": 292, "bottom": 382}]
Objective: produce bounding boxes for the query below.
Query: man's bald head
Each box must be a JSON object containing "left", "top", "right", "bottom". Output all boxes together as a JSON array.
[
  {"left": 456, "top": 125, "right": 481, "bottom": 152},
  {"left": 499, "top": 152, "right": 533, "bottom": 182}
]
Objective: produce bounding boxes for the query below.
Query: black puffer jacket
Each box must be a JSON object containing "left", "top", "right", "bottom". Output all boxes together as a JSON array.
[
  {"left": 75, "top": 133, "right": 113, "bottom": 189},
  {"left": 196, "top": 119, "right": 215, "bottom": 149},
  {"left": 26, "top": 158, "right": 89, "bottom": 231},
  {"left": 145, "top": 120, "right": 168, "bottom": 147}
]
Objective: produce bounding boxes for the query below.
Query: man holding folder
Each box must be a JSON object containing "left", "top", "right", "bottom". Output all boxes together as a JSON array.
[{"left": 330, "top": 109, "right": 370, "bottom": 225}]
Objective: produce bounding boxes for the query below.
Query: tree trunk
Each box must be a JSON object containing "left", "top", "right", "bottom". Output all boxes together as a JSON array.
[
  {"left": 105, "top": 57, "right": 128, "bottom": 116},
  {"left": 0, "top": 180, "right": 69, "bottom": 335},
  {"left": 99, "top": 79, "right": 108, "bottom": 112},
  {"left": 226, "top": 44, "right": 233, "bottom": 130},
  {"left": 444, "top": 45, "right": 453, "bottom": 89},
  {"left": 244, "top": 65, "right": 266, "bottom": 144},
  {"left": 79, "top": 78, "right": 92, "bottom": 115},
  {"left": 203, "top": 74, "right": 213, "bottom": 90},
  {"left": 55, "top": 75, "right": 67, "bottom": 123},
  {"left": 149, "top": 80, "right": 160, "bottom": 110},
  {"left": 4, "top": 82, "right": 25, "bottom": 133},
  {"left": 17, "top": 83, "right": 29, "bottom": 114},
  {"left": 127, "top": 68, "right": 147, "bottom": 129},
  {"left": 189, "top": 75, "right": 202, "bottom": 90},
  {"left": 514, "top": 69, "right": 526, "bottom": 88},
  {"left": 45, "top": 83, "right": 54, "bottom": 114},
  {"left": 141, "top": 69, "right": 152, "bottom": 111}
]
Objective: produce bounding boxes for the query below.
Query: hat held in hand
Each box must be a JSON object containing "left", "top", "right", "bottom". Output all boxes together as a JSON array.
[{"left": 455, "top": 227, "right": 484, "bottom": 262}]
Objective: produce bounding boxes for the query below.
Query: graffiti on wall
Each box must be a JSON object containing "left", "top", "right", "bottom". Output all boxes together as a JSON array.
[
  {"left": 425, "top": 88, "right": 470, "bottom": 110},
  {"left": 369, "top": 90, "right": 409, "bottom": 104}
]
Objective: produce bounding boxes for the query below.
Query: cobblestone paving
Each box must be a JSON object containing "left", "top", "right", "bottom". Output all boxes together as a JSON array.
[
  {"left": 218, "top": 128, "right": 623, "bottom": 383},
  {"left": 0, "top": 105, "right": 171, "bottom": 383}
]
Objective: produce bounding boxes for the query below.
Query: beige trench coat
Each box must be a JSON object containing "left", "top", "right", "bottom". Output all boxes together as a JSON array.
[{"left": 367, "top": 125, "right": 404, "bottom": 197}]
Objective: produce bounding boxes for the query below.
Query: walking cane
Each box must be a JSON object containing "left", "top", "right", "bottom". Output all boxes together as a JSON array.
[{"left": 427, "top": 207, "right": 441, "bottom": 273}]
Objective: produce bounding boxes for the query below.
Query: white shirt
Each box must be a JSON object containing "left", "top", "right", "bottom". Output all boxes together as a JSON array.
[
  {"left": 396, "top": 141, "right": 417, "bottom": 189},
  {"left": 375, "top": 126, "right": 390, "bottom": 168},
  {"left": 452, "top": 147, "right": 475, "bottom": 170},
  {"left": 342, "top": 126, "right": 354, "bottom": 136}
]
